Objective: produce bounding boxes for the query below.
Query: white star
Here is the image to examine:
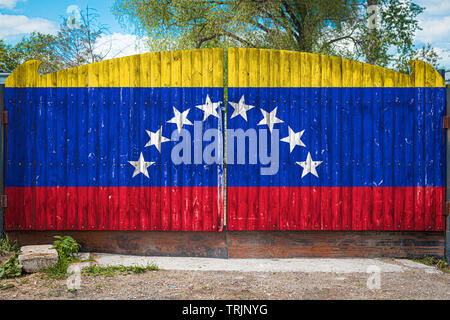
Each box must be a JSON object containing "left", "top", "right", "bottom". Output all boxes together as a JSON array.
[
  {"left": 128, "top": 152, "right": 154, "bottom": 178},
  {"left": 228, "top": 95, "right": 255, "bottom": 121},
  {"left": 196, "top": 95, "right": 221, "bottom": 121},
  {"left": 281, "top": 126, "right": 306, "bottom": 152},
  {"left": 145, "top": 126, "right": 170, "bottom": 153},
  {"left": 296, "top": 152, "right": 322, "bottom": 178},
  {"left": 167, "top": 107, "right": 193, "bottom": 133},
  {"left": 257, "top": 107, "right": 284, "bottom": 132}
]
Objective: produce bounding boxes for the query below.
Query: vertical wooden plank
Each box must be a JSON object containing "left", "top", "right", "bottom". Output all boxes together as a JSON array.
[
  {"left": 110, "top": 58, "right": 120, "bottom": 230},
  {"left": 424, "top": 65, "right": 436, "bottom": 231},
  {"left": 310, "top": 53, "right": 321, "bottom": 230},
  {"left": 331, "top": 56, "right": 342, "bottom": 230},
  {"left": 87, "top": 62, "right": 99, "bottom": 230},
  {"left": 351, "top": 60, "right": 363, "bottom": 230},
  {"left": 341, "top": 58, "right": 353, "bottom": 230},
  {"left": 258, "top": 49, "right": 270, "bottom": 230},
  {"left": 171, "top": 50, "right": 182, "bottom": 231},
  {"left": 129, "top": 54, "right": 141, "bottom": 230},
  {"left": 372, "top": 66, "right": 384, "bottom": 230},
  {"left": 383, "top": 69, "right": 395, "bottom": 230},
  {"left": 269, "top": 49, "right": 280, "bottom": 230},
  {"left": 393, "top": 71, "right": 405, "bottom": 230},
  {"left": 181, "top": 49, "right": 192, "bottom": 230},
  {"left": 362, "top": 63, "right": 374, "bottom": 230},
  {"left": 248, "top": 49, "right": 260, "bottom": 230},
  {"left": 46, "top": 71, "right": 57, "bottom": 230},
  {"left": 118, "top": 56, "right": 130, "bottom": 230}
]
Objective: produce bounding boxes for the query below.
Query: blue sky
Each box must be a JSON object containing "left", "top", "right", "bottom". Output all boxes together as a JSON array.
[{"left": 1, "top": 0, "right": 449, "bottom": 70}]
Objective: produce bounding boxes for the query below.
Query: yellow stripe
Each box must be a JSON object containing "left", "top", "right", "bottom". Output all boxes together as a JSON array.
[
  {"left": 5, "top": 48, "right": 224, "bottom": 88},
  {"left": 227, "top": 48, "right": 445, "bottom": 88},
  {"left": 6, "top": 48, "right": 443, "bottom": 88}
]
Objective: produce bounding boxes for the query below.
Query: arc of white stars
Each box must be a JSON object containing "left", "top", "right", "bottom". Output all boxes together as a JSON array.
[
  {"left": 296, "top": 152, "right": 322, "bottom": 178},
  {"left": 257, "top": 107, "right": 284, "bottom": 132},
  {"left": 167, "top": 107, "right": 193, "bottom": 133},
  {"left": 196, "top": 95, "right": 221, "bottom": 121},
  {"left": 145, "top": 126, "right": 170, "bottom": 153},
  {"left": 128, "top": 152, "right": 155, "bottom": 178},
  {"left": 228, "top": 95, "right": 255, "bottom": 121},
  {"left": 281, "top": 126, "right": 306, "bottom": 152}
]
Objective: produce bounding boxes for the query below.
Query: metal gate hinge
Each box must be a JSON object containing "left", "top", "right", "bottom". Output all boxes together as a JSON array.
[
  {"left": 0, "top": 195, "right": 7, "bottom": 208},
  {"left": 445, "top": 201, "right": 450, "bottom": 216},
  {"left": 444, "top": 115, "right": 450, "bottom": 129},
  {"left": 1, "top": 111, "right": 8, "bottom": 125}
]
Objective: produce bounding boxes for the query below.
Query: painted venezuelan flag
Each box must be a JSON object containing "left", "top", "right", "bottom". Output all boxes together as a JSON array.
[
  {"left": 226, "top": 48, "right": 446, "bottom": 231},
  {"left": 4, "top": 49, "right": 224, "bottom": 231}
]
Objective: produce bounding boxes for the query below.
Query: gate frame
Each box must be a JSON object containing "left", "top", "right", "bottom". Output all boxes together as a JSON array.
[{"left": 1, "top": 61, "right": 448, "bottom": 259}]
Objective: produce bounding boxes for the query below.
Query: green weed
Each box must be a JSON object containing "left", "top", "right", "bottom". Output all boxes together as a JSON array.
[
  {"left": 82, "top": 264, "right": 159, "bottom": 277},
  {"left": 0, "top": 235, "right": 19, "bottom": 253},
  {"left": 0, "top": 252, "right": 22, "bottom": 279},
  {"left": 45, "top": 236, "right": 81, "bottom": 279}
]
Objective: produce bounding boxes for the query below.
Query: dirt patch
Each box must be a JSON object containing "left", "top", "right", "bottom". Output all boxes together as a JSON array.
[
  {"left": 0, "top": 252, "right": 13, "bottom": 266},
  {"left": 0, "top": 263, "right": 449, "bottom": 300}
]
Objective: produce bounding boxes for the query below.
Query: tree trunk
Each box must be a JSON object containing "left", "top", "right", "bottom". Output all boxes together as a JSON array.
[{"left": 366, "top": 0, "right": 378, "bottom": 65}]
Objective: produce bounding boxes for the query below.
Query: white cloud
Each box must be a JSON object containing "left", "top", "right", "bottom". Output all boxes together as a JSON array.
[
  {"left": 94, "top": 33, "right": 149, "bottom": 60},
  {"left": 0, "top": 0, "right": 26, "bottom": 9},
  {"left": 433, "top": 47, "right": 450, "bottom": 69},
  {"left": 414, "top": 0, "right": 450, "bottom": 69},
  {"left": 0, "top": 13, "right": 56, "bottom": 38}
]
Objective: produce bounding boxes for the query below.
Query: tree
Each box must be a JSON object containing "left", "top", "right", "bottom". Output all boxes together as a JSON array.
[
  {"left": 357, "top": 0, "right": 425, "bottom": 70},
  {"left": 0, "top": 40, "right": 20, "bottom": 72},
  {"left": 1, "top": 33, "right": 60, "bottom": 73},
  {"left": 112, "top": 0, "right": 435, "bottom": 71},
  {"left": 1, "top": 6, "right": 111, "bottom": 74},
  {"left": 113, "top": 0, "right": 360, "bottom": 51}
]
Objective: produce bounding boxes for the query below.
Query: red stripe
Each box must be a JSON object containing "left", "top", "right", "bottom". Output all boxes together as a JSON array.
[
  {"left": 5, "top": 187, "right": 223, "bottom": 231},
  {"left": 227, "top": 187, "right": 445, "bottom": 231}
]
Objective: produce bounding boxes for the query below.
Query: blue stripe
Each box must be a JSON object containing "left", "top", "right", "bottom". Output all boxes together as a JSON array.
[
  {"left": 6, "top": 87, "right": 223, "bottom": 187},
  {"left": 6, "top": 86, "right": 445, "bottom": 188},
  {"left": 227, "top": 87, "right": 445, "bottom": 187}
]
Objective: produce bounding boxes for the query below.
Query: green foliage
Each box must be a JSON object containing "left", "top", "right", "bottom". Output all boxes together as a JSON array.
[
  {"left": 413, "top": 255, "right": 450, "bottom": 273},
  {"left": 0, "top": 40, "right": 21, "bottom": 72},
  {"left": 82, "top": 264, "right": 159, "bottom": 277},
  {"left": 52, "top": 236, "right": 81, "bottom": 260},
  {"left": 113, "top": 0, "right": 358, "bottom": 52},
  {"left": 0, "top": 6, "right": 110, "bottom": 74},
  {"left": 0, "top": 33, "right": 60, "bottom": 73},
  {"left": 45, "top": 236, "right": 81, "bottom": 279},
  {"left": 0, "top": 252, "right": 22, "bottom": 279},
  {"left": 0, "top": 235, "right": 19, "bottom": 254}
]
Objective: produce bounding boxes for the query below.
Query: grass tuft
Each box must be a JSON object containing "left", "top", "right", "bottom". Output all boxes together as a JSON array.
[{"left": 82, "top": 264, "right": 159, "bottom": 277}]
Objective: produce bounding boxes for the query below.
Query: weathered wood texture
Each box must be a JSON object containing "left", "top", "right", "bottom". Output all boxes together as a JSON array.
[
  {"left": 7, "top": 231, "right": 444, "bottom": 258},
  {"left": 227, "top": 231, "right": 444, "bottom": 258},
  {"left": 6, "top": 231, "right": 228, "bottom": 258}
]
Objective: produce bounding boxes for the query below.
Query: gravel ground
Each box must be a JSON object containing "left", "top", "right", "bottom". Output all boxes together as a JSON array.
[{"left": 0, "top": 258, "right": 448, "bottom": 300}]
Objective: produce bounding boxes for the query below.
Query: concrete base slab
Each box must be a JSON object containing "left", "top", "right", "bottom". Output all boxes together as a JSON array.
[{"left": 89, "top": 253, "right": 438, "bottom": 274}]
